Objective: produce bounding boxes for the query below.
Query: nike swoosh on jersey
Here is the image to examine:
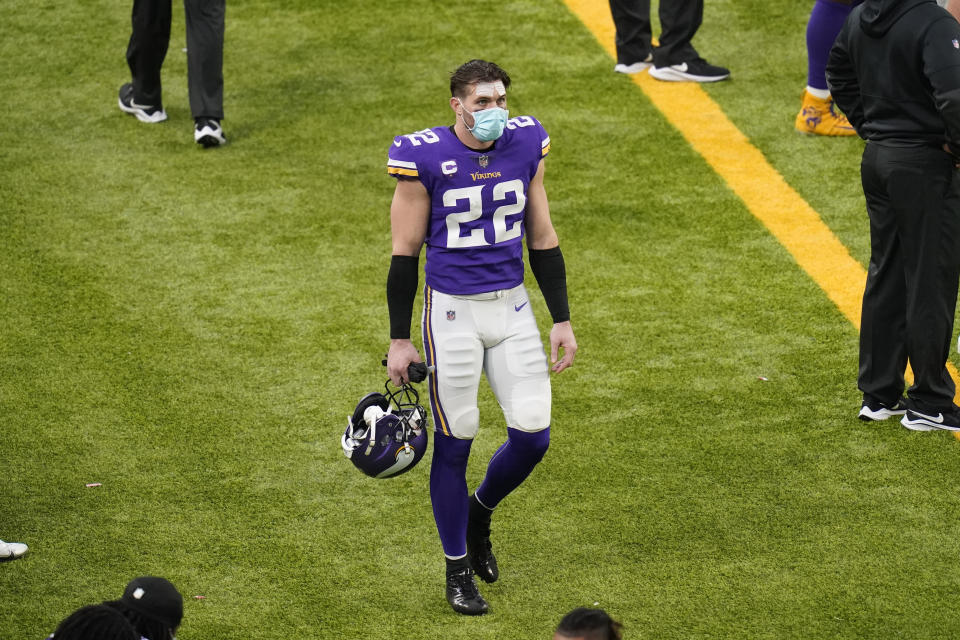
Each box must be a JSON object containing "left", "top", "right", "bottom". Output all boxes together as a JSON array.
[
  {"left": 910, "top": 410, "right": 944, "bottom": 423},
  {"left": 514, "top": 301, "right": 528, "bottom": 312}
]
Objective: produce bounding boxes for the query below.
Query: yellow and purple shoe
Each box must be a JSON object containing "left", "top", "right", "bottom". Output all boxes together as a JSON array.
[{"left": 795, "top": 90, "right": 856, "bottom": 137}]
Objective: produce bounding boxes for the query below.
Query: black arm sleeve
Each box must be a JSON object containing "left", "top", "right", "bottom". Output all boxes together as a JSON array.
[
  {"left": 529, "top": 246, "right": 570, "bottom": 323},
  {"left": 386, "top": 255, "right": 419, "bottom": 339},
  {"left": 826, "top": 22, "right": 865, "bottom": 134}
]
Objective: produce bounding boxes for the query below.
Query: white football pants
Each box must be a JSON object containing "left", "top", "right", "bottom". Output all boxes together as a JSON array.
[{"left": 421, "top": 283, "right": 551, "bottom": 439}]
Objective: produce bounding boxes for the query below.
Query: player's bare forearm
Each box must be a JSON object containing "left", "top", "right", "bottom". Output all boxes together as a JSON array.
[
  {"left": 387, "top": 339, "right": 422, "bottom": 386},
  {"left": 549, "top": 321, "right": 577, "bottom": 374}
]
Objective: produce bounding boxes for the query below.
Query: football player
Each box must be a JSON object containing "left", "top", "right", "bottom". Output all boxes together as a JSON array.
[{"left": 385, "top": 59, "right": 577, "bottom": 615}]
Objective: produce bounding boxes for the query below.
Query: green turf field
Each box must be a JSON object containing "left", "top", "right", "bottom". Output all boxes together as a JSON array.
[{"left": 3, "top": 1, "right": 960, "bottom": 638}]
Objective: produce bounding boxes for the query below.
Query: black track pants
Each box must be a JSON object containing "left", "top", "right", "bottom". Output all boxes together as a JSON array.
[
  {"left": 607, "top": 0, "right": 703, "bottom": 66},
  {"left": 858, "top": 142, "right": 960, "bottom": 410},
  {"left": 125, "top": 0, "right": 224, "bottom": 119}
]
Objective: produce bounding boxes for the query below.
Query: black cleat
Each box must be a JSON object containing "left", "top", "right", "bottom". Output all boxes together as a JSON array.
[
  {"left": 467, "top": 494, "right": 499, "bottom": 583},
  {"left": 445, "top": 567, "right": 489, "bottom": 615}
]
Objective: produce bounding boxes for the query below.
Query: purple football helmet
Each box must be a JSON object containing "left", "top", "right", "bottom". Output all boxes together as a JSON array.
[{"left": 342, "top": 382, "right": 429, "bottom": 479}]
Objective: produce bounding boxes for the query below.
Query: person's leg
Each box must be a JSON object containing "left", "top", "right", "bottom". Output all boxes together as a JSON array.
[
  {"left": 422, "top": 287, "right": 488, "bottom": 614},
  {"left": 430, "top": 432, "right": 473, "bottom": 559},
  {"left": 126, "top": 0, "right": 171, "bottom": 107},
  {"left": 806, "top": 0, "right": 859, "bottom": 92},
  {"left": 478, "top": 285, "right": 551, "bottom": 512},
  {"left": 468, "top": 285, "right": 551, "bottom": 583},
  {"left": 649, "top": 0, "right": 729, "bottom": 82},
  {"left": 608, "top": 0, "right": 653, "bottom": 71},
  {"left": 654, "top": 0, "right": 702, "bottom": 66},
  {"left": 858, "top": 143, "right": 908, "bottom": 412},
  {"left": 183, "top": 0, "right": 225, "bottom": 120},
  {"left": 796, "top": 0, "right": 859, "bottom": 135},
  {"left": 474, "top": 428, "right": 551, "bottom": 512},
  {"left": 894, "top": 149, "right": 960, "bottom": 412}
]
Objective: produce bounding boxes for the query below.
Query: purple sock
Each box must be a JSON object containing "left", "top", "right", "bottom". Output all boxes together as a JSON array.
[
  {"left": 475, "top": 427, "right": 550, "bottom": 509},
  {"left": 429, "top": 432, "right": 473, "bottom": 558},
  {"left": 806, "top": 0, "right": 857, "bottom": 90}
]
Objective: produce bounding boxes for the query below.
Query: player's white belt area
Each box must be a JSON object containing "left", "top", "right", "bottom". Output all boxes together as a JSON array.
[{"left": 453, "top": 287, "right": 515, "bottom": 301}]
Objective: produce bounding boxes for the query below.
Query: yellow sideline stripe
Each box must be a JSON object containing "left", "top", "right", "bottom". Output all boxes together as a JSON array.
[{"left": 563, "top": 0, "right": 960, "bottom": 438}]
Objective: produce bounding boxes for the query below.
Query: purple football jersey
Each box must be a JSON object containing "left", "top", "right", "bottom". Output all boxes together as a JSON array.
[{"left": 387, "top": 116, "right": 551, "bottom": 295}]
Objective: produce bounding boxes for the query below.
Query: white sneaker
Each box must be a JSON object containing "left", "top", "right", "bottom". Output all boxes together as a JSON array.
[
  {"left": 0, "top": 540, "right": 28, "bottom": 562},
  {"left": 614, "top": 53, "right": 653, "bottom": 74}
]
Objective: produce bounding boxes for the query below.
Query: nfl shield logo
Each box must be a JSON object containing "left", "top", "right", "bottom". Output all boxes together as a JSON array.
[
  {"left": 953, "top": 39, "right": 959, "bottom": 49},
  {"left": 446, "top": 310, "right": 456, "bottom": 321},
  {"left": 478, "top": 155, "right": 489, "bottom": 168}
]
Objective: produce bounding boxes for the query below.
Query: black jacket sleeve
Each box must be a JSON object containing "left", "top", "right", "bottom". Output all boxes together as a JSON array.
[
  {"left": 826, "top": 20, "right": 865, "bottom": 136},
  {"left": 924, "top": 16, "right": 960, "bottom": 152}
]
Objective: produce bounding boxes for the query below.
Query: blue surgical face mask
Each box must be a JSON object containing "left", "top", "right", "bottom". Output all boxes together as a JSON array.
[{"left": 459, "top": 99, "right": 508, "bottom": 142}]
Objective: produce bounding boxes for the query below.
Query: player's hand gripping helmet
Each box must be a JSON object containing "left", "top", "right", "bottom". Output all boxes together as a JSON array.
[{"left": 342, "top": 380, "right": 429, "bottom": 479}]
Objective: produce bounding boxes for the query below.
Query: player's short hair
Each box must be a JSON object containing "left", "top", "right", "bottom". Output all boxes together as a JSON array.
[
  {"left": 450, "top": 59, "right": 512, "bottom": 98},
  {"left": 51, "top": 604, "right": 138, "bottom": 640},
  {"left": 555, "top": 607, "right": 624, "bottom": 640}
]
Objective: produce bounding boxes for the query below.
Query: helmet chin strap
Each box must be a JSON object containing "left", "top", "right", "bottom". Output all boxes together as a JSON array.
[{"left": 362, "top": 405, "right": 387, "bottom": 455}]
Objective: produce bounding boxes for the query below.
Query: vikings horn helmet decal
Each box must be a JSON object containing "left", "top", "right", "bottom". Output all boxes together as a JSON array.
[{"left": 342, "top": 380, "right": 429, "bottom": 479}]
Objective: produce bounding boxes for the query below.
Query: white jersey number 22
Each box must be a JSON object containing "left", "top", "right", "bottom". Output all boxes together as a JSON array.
[{"left": 442, "top": 180, "right": 526, "bottom": 248}]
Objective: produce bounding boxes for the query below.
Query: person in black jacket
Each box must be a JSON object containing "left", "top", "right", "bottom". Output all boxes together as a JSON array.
[{"left": 827, "top": 0, "right": 960, "bottom": 431}]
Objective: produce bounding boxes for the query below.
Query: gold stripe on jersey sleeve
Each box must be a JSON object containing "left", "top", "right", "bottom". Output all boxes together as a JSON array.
[{"left": 387, "top": 166, "right": 419, "bottom": 177}]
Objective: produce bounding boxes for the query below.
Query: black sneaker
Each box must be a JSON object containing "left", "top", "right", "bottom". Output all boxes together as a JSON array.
[
  {"left": 649, "top": 57, "right": 730, "bottom": 83},
  {"left": 195, "top": 118, "right": 226, "bottom": 148},
  {"left": 117, "top": 83, "right": 167, "bottom": 123},
  {"left": 858, "top": 397, "right": 908, "bottom": 422},
  {"left": 445, "top": 567, "right": 489, "bottom": 615},
  {"left": 466, "top": 495, "right": 498, "bottom": 584},
  {"left": 901, "top": 405, "right": 960, "bottom": 432}
]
